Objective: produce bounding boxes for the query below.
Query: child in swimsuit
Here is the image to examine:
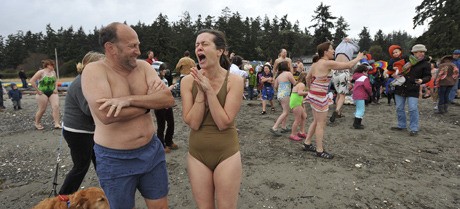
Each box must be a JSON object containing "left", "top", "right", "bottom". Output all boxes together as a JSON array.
[
  {"left": 277, "top": 81, "right": 291, "bottom": 100},
  {"left": 271, "top": 61, "right": 296, "bottom": 136},
  {"left": 289, "top": 72, "right": 309, "bottom": 141}
]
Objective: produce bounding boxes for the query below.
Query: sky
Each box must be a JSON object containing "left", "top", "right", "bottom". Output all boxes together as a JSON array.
[{"left": 0, "top": 0, "right": 427, "bottom": 39}]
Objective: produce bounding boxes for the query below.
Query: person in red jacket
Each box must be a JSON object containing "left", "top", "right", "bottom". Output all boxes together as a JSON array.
[{"left": 351, "top": 65, "right": 372, "bottom": 129}]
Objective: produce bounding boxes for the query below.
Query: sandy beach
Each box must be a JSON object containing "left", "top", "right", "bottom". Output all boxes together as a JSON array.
[{"left": 0, "top": 93, "right": 459, "bottom": 209}]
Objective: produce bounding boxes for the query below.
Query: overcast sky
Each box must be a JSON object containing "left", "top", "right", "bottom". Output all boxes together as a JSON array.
[{"left": 0, "top": 0, "right": 427, "bottom": 39}]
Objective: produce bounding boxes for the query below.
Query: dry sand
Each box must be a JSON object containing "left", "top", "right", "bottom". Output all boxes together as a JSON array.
[{"left": 0, "top": 94, "right": 459, "bottom": 209}]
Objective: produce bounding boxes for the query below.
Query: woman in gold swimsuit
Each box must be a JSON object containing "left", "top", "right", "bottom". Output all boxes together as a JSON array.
[{"left": 181, "top": 29, "right": 244, "bottom": 209}]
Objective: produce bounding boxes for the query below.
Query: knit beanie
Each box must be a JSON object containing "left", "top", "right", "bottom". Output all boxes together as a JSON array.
[{"left": 388, "top": 45, "right": 402, "bottom": 58}]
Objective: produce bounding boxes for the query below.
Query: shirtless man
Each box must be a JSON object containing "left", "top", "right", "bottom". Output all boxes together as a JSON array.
[
  {"left": 82, "top": 22, "right": 174, "bottom": 209},
  {"left": 273, "top": 49, "right": 293, "bottom": 75}
]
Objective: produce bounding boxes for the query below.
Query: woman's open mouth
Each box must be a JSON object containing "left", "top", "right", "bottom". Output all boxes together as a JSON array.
[{"left": 198, "top": 54, "right": 206, "bottom": 63}]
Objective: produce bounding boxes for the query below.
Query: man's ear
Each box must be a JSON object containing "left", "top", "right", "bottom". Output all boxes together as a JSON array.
[{"left": 105, "top": 42, "right": 116, "bottom": 54}]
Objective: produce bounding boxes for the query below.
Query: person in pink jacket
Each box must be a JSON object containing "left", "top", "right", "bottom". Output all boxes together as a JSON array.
[{"left": 351, "top": 64, "right": 372, "bottom": 129}]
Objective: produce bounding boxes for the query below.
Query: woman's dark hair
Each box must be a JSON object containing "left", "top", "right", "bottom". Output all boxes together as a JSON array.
[
  {"left": 159, "top": 63, "right": 168, "bottom": 72},
  {"left": 99, "top": 22, "right": 121, "bottom": 47},
  {"left": 317, "top": 42, "right": 332, "bottom": 58},
  {"left": 231, "top": 55, "right": 243, "bottom": 68},
  {"left": 263, "top": 64, "right": 272, "bottom": 71},
  {"left": 312, "top": 54, "right": 320, "bottom": 63},
  {"left": 430, "top": 61, "right": 437, "bottom": 68},
  {"left": 354, "top": 65, "right": 369, "bottom": 74},
  {"left": 197, "top": 29, "right": 231, "bottom": 70}
]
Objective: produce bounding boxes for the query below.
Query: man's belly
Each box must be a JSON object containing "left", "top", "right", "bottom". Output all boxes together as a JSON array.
[{"left": 93, "top": 116, "right": 155, "bottom": 150}]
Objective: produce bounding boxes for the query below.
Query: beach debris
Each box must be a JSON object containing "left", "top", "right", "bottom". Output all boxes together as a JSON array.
[
  {"left": 355, "top": 163, "right": 363, "bottom": 168},
  {"left": 405, "top": 159, "right": 411, "bottom": 163}
]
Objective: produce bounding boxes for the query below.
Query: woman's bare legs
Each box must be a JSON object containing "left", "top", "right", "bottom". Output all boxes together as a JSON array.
[
  {"left": 34, "top": 94, "right": 48, "bottom": 127},
  {"left": 215, "top": 152, "right": 242, "bottom": 209},
  {"left": 49, "top": 93, "right": 61, "bottom": 127},
  {"left": 187, "top": 152, "right": 242, "bottom": 209},
  {"left": 188, "top": 154, "right": 216, "bottom": 209},
  {"left": 314, "top": 111, "right": 328, "bottom": 152},
  {"left": 304, "top": 109, "right": 317, "bottom": 145}
]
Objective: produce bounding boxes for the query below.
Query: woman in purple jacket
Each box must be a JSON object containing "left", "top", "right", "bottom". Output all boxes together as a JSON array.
[{"left": 351, "top": 65, "right": 372, "bottom": 129}]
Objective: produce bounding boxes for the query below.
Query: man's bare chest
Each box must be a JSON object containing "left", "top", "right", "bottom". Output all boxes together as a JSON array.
[{"left": 107, "top": 71, "right": 147, "bottom": 96}]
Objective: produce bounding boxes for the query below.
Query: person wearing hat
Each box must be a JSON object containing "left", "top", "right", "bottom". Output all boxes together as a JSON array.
[
  {"left": 390, "top": 44, "right": 432, "bottom": 136},
  {"left": 434, "top": 55, "right": 459, "bottom": 114},
  {"left": 448, "top": 49, "right": 460, "bottom": 103}
]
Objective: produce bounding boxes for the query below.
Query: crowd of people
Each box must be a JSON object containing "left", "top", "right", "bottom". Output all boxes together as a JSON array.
[
  {"left": 256, "top": 43, "right": 458, "bottom": 160},
  {"left": 2, "top": 21, "right": 459, "bottom": 208}
]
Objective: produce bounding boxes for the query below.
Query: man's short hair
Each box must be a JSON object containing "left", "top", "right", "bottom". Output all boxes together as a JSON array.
[{"left": 99, "top": 22, "right": 122, "bottom": 47}]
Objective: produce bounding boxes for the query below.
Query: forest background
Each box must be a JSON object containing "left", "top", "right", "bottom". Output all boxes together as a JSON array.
[{"left": 0, "top": 0, "right": 458, "bottom": 79}]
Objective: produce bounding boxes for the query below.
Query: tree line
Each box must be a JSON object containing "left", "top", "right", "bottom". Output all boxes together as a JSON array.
[{"left": 0, "top": 0, "right": 457, "bottom": 79}]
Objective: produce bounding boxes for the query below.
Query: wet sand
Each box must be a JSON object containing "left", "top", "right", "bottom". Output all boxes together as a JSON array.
[{"left": 1, "top": 94, "right": 459, "bottom": 208}]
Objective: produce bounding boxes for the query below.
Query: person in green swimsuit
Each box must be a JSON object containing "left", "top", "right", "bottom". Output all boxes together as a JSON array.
[
  {"left": 289, "top": 72, "right": 309, "bottom": 141},
  {"left": 181, "top": 29, "right": 244, "bottom": 209},
  {"left": 30, "top": 59, "right": 61, "bottom": 130}
]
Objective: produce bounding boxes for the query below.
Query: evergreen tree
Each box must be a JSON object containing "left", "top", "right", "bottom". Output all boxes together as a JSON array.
[
  {"left": 373, "top": 30, "right": 386, "bottom": 49},
  {"left": 204, "top": 15, "right": 214, "bottom": 29},
  {"left": 3, "top": 32, "right": 28, "bottom": 68},
  {"left": 151, "top": 14, "right": 174, "bottom": 64},
  {"left": 0, "top": 35, "right": 4, "bottom": 69},
  {"left": 333, "top": 16, "right": 349, "bottom": 45},
  {"left": 226, "top": 12, "right": 245, "bottom": 56},
  {"left": 173, "top": 12, "right": 196, "bottom": 58},
  {"left": 358, "top": 27, "right": 372, "bottom": 52},
  {"left": 372, "top": 29, "right": 389, "bottom": 60},
  {"left": 195, "top": 15, "right": 204, "bottom": 31},
  {"left": 369, "top": 45, "right": 385, "bottom": 61},
  {"left": 385, "top": 31, "right": 415, "bottom": 54},
  {"left": 414, "top": 0, "right": 460, "bottom": 57},
  {"left": 310, "top": 2, "right": 336, "bottom": 47}
]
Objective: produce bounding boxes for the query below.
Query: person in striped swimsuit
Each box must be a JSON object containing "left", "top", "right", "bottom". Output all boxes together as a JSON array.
[{"left": 303, "top": 42, "right": 363, "bottom": 159}]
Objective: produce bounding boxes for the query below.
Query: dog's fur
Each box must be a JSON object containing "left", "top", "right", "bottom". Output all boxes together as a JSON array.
[{"left": 32, "top": 187, "right": 109, "bottom": 209}]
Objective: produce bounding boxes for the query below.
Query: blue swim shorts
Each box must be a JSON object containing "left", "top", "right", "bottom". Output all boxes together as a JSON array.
[
  {"left": 262, "top": 86, "right": 274, "bottom": 101},
  {"left": 94, "top": 135, "right": 168, "bottom": 209}
]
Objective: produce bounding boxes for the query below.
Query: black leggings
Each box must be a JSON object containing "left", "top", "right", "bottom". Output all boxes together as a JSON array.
[
  {"left": 154, "top": 108, "right": 175, "bottom": 147},
  {"left": 387, "top": 92, "right": 395, "bottom": 104},
  {"left": 59, "top": 129, "right": 96, "bottom": 195}
]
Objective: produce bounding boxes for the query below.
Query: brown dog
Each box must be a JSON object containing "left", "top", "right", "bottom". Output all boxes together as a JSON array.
[{"left": 32, "top": 187, "right": 109, "bottom": 209}]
